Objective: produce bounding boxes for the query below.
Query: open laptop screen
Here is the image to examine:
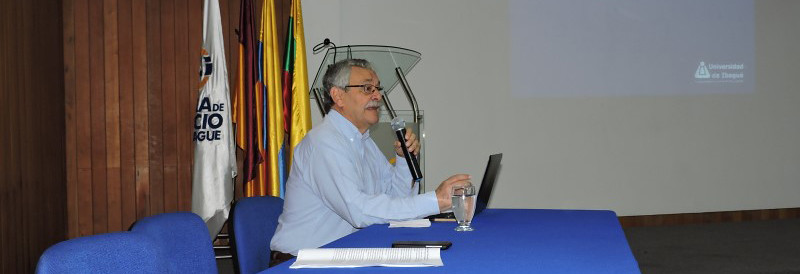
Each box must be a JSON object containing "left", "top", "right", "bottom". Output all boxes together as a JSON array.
[{"left": 475, "top": 153, "right": 502, "bottom": 215}]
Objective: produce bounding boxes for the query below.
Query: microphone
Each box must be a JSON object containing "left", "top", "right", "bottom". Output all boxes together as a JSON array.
[
  {"left": 391, "top": 117, "right": 423, "bottom": 182},
  {"left": 312, "top": 38, "right": 335, "bottom": 53}
]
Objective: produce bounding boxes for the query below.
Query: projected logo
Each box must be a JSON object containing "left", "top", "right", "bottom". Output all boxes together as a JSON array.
[
  {"left": 694, "top": 61, "right": 745, "bottom": 83},
  {"left": 695, "top": 62, "right": 711, "bottom": 79}
]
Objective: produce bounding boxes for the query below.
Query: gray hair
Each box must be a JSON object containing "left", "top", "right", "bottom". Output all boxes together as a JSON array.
[{"left": 322, "top": 59, "right": 374, "bottom": 113}]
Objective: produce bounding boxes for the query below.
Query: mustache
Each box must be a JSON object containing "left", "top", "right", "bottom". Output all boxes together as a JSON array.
[{"left": 366, "top": 101, "right": 383, "bottom": 108}]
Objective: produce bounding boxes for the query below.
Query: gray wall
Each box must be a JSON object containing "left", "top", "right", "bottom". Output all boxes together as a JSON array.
[{"left": 302, "top": 0, "right": 800, "bottom": 216}]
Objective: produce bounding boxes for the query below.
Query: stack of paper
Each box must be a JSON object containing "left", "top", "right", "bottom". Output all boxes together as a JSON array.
[
  {"left": 389, "top": 219, "right": 431, "bottom": 228},
  {"left": 290, "top": 248, "right": 443, "bottom": 268}
]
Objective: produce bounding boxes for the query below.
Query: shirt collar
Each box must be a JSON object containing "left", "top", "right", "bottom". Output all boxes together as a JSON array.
[{"left": 328, "top": 110, "right": 371, "bottom": 142}]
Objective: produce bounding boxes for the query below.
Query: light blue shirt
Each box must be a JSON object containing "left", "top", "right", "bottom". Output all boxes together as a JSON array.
[{"left": 270, "top": 110, "right": 440, "bottom": 255}]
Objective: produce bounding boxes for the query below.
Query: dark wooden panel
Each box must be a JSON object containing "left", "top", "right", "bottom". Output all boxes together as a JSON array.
[
  {"left": 161, "top": 0, "right": 178, "bottom": 213},
  {"left": 117, "top": 0, "right": 138, "bottom": 229},
  {"left": 0, "top": 0, "right": 66, "bottom": 271},
  {"left": 147, "top": 0, "right": 165, "bottom": 216},
  {"left": 104, "top": 0, "right": 123, "bottom": 232},
  {"left": 0, "top": 0, "right": 6, "bottom": 266},
  {"left": 1, "top": 190, "right": 7, "bottom": 274},
  {"left": 132, "top": 0, "right": 151, "bottom": 220},
  {"left": 74, "top": 0, "right": 95, "bottom": 237},
  {"left": 175, "top": 0, "right": 192, "bottom": 211},
  {"left": 25, "top": 0, "right": 66, "bottom": 266},
  {"left": 2, "top": 1, "right": 22, "bottom": 269},
  {"left": 0, "top": 0, "right": 6, "bottom": 268},
  {"left": 63, "top": 0, "right": 79, "bottom": 240},
  {"left": 20, "top": 1, "right": 35, "bottom": 267},
  {"left": 619, "top": 208, "right": 800, "bottom": 227},
  {"left": 89, "top": 0, "right": 109, "bottom": 234}
]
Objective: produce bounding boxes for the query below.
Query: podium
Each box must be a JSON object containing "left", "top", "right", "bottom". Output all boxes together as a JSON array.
[{"left": 310, "top": 45, "right": 427, "bottom": 191}]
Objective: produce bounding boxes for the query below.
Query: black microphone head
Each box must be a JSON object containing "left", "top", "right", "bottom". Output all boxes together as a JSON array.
[{"left": 390, "top": 117, "right": 406, "bottom": 131}]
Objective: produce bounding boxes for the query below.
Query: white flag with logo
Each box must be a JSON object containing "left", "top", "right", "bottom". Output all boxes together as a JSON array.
[{"left": 192, "top": 0, "right": 237, "bottom": 239}]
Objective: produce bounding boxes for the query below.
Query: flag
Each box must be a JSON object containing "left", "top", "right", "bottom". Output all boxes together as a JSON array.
[
  {"left": 232, "top": 0, "right": 268, "bottom": 196},
  {"left": 192, "top": 0, "right": 237, "bottom": 239},
  {"left": 282, "top": 0, "right": 312, "bottom": 173},
  {"left": 259, "top": 0, "right": 286, "bottom": 198},
  {"left": 234, "top": 0, "right": 311, "bottom": 198}
]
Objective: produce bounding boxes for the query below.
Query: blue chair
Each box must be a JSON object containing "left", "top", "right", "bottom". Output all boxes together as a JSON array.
[
  {"left": 230, "top": 196, "right": 284, "bottom": 274},
  {"left": 36, "top": 231, "right": 161, "bottom": 273},
  {"left": 131, "top": 211, "right": 218, "bottom": 274}
]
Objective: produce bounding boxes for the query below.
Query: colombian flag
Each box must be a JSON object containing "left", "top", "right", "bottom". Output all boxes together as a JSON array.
[{"left": 282, "top": 0, "right": 312, "bottom": 176}]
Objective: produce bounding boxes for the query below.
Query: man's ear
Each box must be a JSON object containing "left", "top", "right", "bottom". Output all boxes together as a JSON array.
[{"left": 330, "top": 87, "right": 345, "bottom": 107}]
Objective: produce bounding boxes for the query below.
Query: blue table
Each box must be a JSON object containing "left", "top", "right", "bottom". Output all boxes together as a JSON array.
[{"left": 263, "top": 209, "right": 640, "bottom": 273}]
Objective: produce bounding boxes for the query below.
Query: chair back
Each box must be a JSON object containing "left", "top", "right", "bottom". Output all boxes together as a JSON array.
[
  {"left": 36, "top": 231, "right": 161, "bottom": 273},
  {"left": 230, "top": 195, "right": 284, "bottom": 274},
  {"left": 131, "top": 211, "right": 218, "bottom": 274}
]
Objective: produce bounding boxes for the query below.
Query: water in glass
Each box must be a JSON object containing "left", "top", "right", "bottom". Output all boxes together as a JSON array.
[{"left": 451, "top": 185, "right": 476, "bottom": 231}]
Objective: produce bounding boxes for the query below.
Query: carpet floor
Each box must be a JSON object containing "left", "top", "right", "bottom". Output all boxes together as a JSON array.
[{"left": 624, "top": 218, "right": 800, "bottom": 274}]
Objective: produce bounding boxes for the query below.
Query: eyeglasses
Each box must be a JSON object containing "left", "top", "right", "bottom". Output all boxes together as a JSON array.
[{"left": 344, "top": 84, "right": 383, "bottom": 95}]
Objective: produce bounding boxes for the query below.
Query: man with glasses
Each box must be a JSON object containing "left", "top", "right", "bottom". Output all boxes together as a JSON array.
[{"left": 270, "top": 59, "right": 471, "bottom": 259}]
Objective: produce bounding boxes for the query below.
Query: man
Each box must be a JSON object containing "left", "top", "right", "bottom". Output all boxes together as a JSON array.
[{"left": 270, "top": 59, "right": 471, "bottom": 257}]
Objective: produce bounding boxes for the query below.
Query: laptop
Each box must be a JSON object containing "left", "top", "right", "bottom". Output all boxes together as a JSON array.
[{"left": 427, "top": 153, "right": 503, "bottom": 221}]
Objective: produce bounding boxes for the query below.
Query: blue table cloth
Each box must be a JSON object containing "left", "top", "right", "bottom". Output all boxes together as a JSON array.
[{"left": 262, "top": 209, "right": 640, "bottom": 273}]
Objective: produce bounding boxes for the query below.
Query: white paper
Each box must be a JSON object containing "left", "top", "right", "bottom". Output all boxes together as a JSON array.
[
  {"left": 389, "top": 219, "right": 431, "bottom": 228},
  {"left": 289, "top": 248, "right": 443, "bottom": 268}
]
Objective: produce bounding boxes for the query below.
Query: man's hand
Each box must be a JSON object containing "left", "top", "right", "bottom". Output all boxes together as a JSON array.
[
  {"left": 435, "top": 174, "right": 472, "bottom": 212},
  {"left": 394, "top": 127, "right": 419, "bottom": 158}
]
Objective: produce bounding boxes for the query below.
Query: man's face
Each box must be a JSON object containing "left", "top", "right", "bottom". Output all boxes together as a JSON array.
[{"left": 335, "top": 66, "right": 382, "bottom": 133}]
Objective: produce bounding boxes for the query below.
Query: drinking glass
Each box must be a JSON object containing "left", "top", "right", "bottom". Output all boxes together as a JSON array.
[{"left": 451, "top": 184, "right": 476, "bottom": 231}]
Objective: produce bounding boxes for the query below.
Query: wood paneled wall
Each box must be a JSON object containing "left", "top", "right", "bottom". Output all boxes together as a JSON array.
[
  {"left": 62, "top": 0, "right": 290, "bottom": 239},
  {"left": 1, "top": 0, "right": 66, "bottom": 273},
  {"left": 2, "top": 0, "right": 291, "bottom": 270}
]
